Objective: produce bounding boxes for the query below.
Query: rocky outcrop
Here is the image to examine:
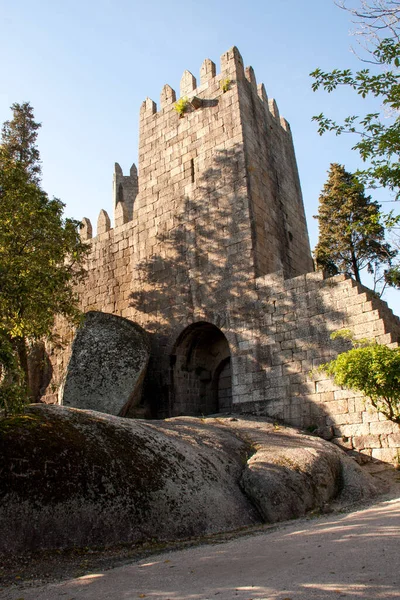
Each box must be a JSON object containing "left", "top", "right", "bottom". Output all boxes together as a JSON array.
[
  {"left": 233, "top": 419, "right": 378, "bottom": 523},
  {"left": 0, "top": 406, "right": 259, "bottom": 553},
  {"left": 0, "top": 407, "right": 379, "bottom": 554},
  {"left": 61, "top": 311, "right": 150, "bottom": 416}
]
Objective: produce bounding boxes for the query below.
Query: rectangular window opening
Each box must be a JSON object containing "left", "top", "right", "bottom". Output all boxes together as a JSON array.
[{"left": 190, "top": 158, "right": 195, "bottom": 183}]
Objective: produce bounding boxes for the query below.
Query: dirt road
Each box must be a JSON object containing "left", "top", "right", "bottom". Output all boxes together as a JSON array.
[{"left": 2, "top": 496, "right": 399, "bottom": 600}]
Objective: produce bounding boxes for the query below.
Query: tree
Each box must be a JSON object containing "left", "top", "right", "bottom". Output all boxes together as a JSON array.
[
  {"left": 1, "top": 102, "right": 41, "bottom": 184},
  {"left": 335, "top": 1, "right": 400, "bottom": 49},
  {"left": 314, "top": 163, "right": 395, "bottom": 290},
  {"left": 311, "top": 1, "right": 400, "bottom": 198},
  {"left": 320, "top": 330, "right": 400, "bottom": 424},
  {"left": 0, "top": 333, "right": 26, "bottom": 416},
  {"left": 0, "top": 104, "right": 88, "bottom": 406}
]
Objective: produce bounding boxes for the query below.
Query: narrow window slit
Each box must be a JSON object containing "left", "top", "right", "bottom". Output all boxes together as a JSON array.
[{"left": 190, "top": 158, "right": 195, "bottom": 183}]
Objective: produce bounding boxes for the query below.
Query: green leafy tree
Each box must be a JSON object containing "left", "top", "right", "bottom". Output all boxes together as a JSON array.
[
  {"left": 321, "top": 330, "right": 400, "bottom": 424},
  {"left": 0, "top": 104, "right": 88, "bottom": 408},
  {"left": 311, "top": 2, "right": 400, "bottom": 198},
  {"left": 314, "top": 163, "right": 395, "bottom": 290}
]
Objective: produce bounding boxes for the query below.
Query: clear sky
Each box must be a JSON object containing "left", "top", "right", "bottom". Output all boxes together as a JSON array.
[{"left": 1, "top": 0, "right": 399, "bottom": 314}]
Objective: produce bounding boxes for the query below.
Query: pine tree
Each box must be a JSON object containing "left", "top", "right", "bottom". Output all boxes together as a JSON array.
[
  {"left": 1, "top": 102, "right": 41, "bottom": 183},
  {"left": 0, "top": 104, "right": 88, "bottom": 408},
  {"left": 314, "top": 164, "right": 395, "bottom": 287}
]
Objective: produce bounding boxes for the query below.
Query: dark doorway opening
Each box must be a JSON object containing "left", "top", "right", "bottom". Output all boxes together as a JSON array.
[{"left": 170, "top": 322, "right": 232, "bottom": 416}]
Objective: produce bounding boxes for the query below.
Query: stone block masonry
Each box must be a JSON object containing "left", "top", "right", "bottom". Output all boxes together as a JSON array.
[{"left": 45, "top": 47, "right": 400, "bottom": 463}]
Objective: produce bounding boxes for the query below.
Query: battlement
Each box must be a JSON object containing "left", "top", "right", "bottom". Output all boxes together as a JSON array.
[
  {"left": 139, "top": 46, "right": 291, "bottom": 134},
  {"left": 81, "top": 46, "right": 296, "bottom": 242}
]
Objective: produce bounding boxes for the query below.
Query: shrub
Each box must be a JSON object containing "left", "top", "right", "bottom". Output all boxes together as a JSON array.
[
  {"left": 321, "top": 331, "right": 400, "bottom": 424},
  {"left": 220, "top": 78, "right": 231, "bottom": 93},
  {"left": 174, "top": 97, "right": 189, "bottom": 117}
]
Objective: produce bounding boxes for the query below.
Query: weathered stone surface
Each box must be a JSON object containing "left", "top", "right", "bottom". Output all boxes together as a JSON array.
[
  {"left": 232, "top": 418, "right": 378, "bottom": 523},
  {"left": 61, "top": 312, "right": 150, "bottom": 416},
  {"left": 0, "top": 410, "right": 378, "bottom": 554},
  {"left": 242, "top": 446, "right": 341, "bottom": 522},
  {"left": 0, "top": 406, "right": 259, "bottom": 553}
]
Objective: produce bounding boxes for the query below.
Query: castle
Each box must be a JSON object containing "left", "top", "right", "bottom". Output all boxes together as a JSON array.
[{"left": 47, "top": 47, "right": 400, "bottom": 463}]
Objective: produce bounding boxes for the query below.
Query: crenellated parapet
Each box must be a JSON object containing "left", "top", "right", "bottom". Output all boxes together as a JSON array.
[
  {"left": 80, "top": 46, "right": 296, "bottom": 251},
  {"left": 139, "top": 46, "right": 291, "bottom": 134}
]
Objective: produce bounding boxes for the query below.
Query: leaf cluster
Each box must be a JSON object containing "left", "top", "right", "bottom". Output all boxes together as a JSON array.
[
  {"left": 321, "top": 337, "right": 400, "bottom": 424},
  {"left": 174, "top": 97, "right": 189, "bottom": 117},
  {"left": 311, "top": 35, "right": 400, "bottom": 197},
  {"left": 0, "top": 102, "right": 90, "bottom": 406},
  {"left": 0, "top": 151, "right": 89, "bottom": 342}
]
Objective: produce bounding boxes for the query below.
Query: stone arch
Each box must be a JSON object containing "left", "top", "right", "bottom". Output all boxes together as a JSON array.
[{"left": 170, "top": 322, "right": 232, "bottom": 416}]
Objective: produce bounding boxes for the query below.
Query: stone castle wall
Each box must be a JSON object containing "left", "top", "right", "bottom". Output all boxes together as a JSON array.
[
  {"left": 45, "top": 47, "right": 400, "bottom": 463},
  {"left": 231, "top": 270, "right": 400, "bottom": 463}
]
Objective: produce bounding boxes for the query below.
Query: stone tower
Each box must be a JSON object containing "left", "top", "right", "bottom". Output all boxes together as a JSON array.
[{"left": 135, "top": 46, "right": 313, "bottom": 286}]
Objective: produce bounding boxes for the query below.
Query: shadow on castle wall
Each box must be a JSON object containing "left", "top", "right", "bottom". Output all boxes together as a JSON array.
[{"left": 124, "top": 144, "right": 400, "bottom": 463}]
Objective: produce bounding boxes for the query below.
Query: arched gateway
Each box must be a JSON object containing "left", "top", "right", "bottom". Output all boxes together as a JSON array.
[{"left": 170, "top": 322, "right": 232, "bottom": 416}]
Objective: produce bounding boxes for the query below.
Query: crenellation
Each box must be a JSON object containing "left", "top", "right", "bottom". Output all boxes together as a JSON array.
[
  {"left": 160, "top": 84, "right": 176, "bottom": 110},
  {"left": 180, "top": 70, "right": 197, "bottom": 97},
  {"left": 280, "top": 117, "right": 291, "bottom": 133},
  {"left": 140, "top": 97, "right": 157, "bottom": 118},
  {"left": 220, "top": 46, "right": 245, "bottom": 80},
  {"left": 130, "top": 163, "right": 137, "bottom": 178},
  {"left": 268, "top": 98, "right": 280, "bottom": 119},
  {"left": 97, "top": 209, "right": 111, "bottom": 235},
  {"left": 80, "top": 217, "right": 92, "bottom": 241},
  {"left": 257, "top": 83, "right": 268, "bottom": 104},
  {"left": 114, "top": 201, "right": 128, "bottom": 228},
  {"left": 245, "top": 66, "right": 257, "bottom": 91},
  {"left": 200, "top": 58, "right": 216, "bottom": 84}
]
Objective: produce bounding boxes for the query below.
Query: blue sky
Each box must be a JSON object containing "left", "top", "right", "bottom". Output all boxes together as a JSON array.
[{"left": 1, "top": 0, "right": 399, "bottom": 314}]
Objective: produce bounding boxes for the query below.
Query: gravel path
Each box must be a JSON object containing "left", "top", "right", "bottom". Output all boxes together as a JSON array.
[{"left": 2, "top": 495, "right": 399, "bottom": 600}]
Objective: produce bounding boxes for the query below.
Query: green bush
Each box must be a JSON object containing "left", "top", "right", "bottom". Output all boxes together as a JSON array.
[
  {"left": 321, "top": 332, "right": 400, "bottom": 424},
  {"left": 220, "top": 78, "right": 231, "bottom": 93},
  {"left": 174, "top": 97, "right": 189, "bottom": 117}
]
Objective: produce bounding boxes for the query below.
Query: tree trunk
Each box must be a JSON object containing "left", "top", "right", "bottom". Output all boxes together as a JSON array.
[
  {"left": 351, "top": 250, "right": 361, "bottom": 283},
  {"left": 14, "top": 337, "right": 31, "bottom": 399}
]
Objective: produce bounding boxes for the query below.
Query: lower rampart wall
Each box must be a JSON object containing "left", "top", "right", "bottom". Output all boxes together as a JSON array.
[
  {"left": 230, "top": 271, "right": 400, "bottom": 463},
  {"left": 44, "top": 268, "right": 400, "bottom": 463}
]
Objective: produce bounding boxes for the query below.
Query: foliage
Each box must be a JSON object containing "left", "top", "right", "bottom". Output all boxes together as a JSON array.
[
  {"left": 0, "top": 333, "right": 27, "bottom": 416},
  {"left": 0, "top": 104, "right": 89, "bottom": 400},
  {"left": 314, "top": 163, "right": 395, "bottom": 290},
  {"left": 311, "top": 2, "right": 400, "bottom": 198},
  {"left": 0, "top": 153, "right": 87, "bottom": 341},
  {"left": 1, "top": 102, "right": 41, "bottom": 184},
  {"left": 320, "top": 330, "right": 400, "bottom": 424},
  {"left": 220, "top": 78, "right": 231, "bottom": 93},
  {"left": 174, "top": 97, "right": 189, "bottom": 117}
]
